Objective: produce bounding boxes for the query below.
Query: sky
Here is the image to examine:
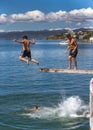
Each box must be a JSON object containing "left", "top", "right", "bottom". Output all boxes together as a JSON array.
[{"left": 0, "top": 0, "right": 93, "bottom": 32}]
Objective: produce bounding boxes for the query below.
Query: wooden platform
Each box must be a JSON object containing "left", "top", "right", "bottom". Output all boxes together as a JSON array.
[{"left": 40, "top": 68, "right": 93, "bottom": 74}]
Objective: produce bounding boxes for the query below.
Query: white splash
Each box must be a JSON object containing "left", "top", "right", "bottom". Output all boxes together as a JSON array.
[{"left": 58, "top": 96, "right": 89, "bottom": 118}]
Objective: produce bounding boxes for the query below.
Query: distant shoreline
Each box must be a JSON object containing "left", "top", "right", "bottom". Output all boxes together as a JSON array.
[{"left": 0, "top": 28, "right": 93, "bottom": 43}]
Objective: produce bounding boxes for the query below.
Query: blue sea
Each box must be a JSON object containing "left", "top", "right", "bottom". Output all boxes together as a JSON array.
[{"left": 0, "top": 39, "right": 93, "bottom": 130}]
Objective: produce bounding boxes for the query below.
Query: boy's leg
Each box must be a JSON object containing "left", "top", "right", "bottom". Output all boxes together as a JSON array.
[
  {"left": 68, "top": 56, "right": 72, "bottom": 69},
  {"left": 19, "top": 51, "right": 29, "bottom": 63},
  {"left": 29, "top": 58, "right": 39, "bottom": 65},
  {"left": 19, "top": 56, "right": 28, "bottom": 63},
  {"left": 73, "top": 57, "right": 77, "bottom": 70}
]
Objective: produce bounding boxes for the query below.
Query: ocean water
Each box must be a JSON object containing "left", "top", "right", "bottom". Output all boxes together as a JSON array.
[{"left": 0, "top": 39, "right": 93, "bottom": 130}]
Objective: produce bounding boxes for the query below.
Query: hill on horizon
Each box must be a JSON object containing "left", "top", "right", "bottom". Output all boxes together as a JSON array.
[{"left": 0, "top": 28, "right": 92, "bottom": 40}]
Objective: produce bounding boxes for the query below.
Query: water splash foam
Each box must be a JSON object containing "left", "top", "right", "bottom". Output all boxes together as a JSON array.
[{"left": 22, "top": 96, "right": 89, "bottom": 119}]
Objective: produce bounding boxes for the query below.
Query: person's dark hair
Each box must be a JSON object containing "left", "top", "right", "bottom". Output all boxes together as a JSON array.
[
  {"left": 35, "top": 106, "right": 38, "bottom": 109},
  {"left": 66, "top": 33, "right": 71, "bottom": 39},
  {"left": 23, "top": 35, "right": 28, "bottom": 39}
]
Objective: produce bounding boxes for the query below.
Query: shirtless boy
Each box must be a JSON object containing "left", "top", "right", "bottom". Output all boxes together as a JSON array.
[
  {"left": 13, "top": 35, "right": 39, "bottom": 65},
  {"left": 66, "top": 34, "right": 78, "bottom": 70}
]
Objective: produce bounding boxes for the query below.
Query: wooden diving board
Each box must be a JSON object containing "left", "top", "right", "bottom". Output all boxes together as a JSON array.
[{"left": 40, "top": 68, "right": 93, "bottom": 74}]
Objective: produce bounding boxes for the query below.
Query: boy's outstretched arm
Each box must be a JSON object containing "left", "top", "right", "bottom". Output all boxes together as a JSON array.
[
  {"left": 13, "top": 39, "right": 23, "bottom": 43},
  {"left": 29, "top": 39, "right": 36, "bottom": 44}
]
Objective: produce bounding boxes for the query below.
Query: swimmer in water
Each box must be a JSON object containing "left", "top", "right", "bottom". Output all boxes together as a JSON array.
[
  {"left": 33, "top": 106, "right": 39, "bottom": 112},
  {"left": 25, "top": 105, "right": 39, "bottom": 112}
]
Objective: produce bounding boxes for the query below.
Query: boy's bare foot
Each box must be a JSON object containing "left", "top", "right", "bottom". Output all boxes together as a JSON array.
[
  {"left": 74, "top": 67, "right": 77, "bottom": 70},
  {"left": 36, "top": 62, "right": 39, "bottom": 65},
  {"left": 67, "top": 67, "right": 71, "bottom": 70}
]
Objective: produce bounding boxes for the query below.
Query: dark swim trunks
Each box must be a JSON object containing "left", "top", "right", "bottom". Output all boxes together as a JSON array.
[
  {"left": 69, "top": 48, "right": 78, "bottom": 57},
  {"left": 21, "top": 50, "right": 31, "bottom": 58}
]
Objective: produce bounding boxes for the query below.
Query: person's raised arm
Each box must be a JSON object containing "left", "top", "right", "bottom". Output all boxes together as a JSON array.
[
  {"left": 29, "top": 39, "right": 35, "bottom": 44},
  {"left": 13, "top": 39, "right": 24, "bottom": 44}
]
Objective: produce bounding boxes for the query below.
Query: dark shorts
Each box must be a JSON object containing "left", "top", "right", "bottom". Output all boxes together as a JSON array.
[
  {"left": 21, "top": 50, "right": 31, "bottom": 58},
  {"left": 69, "top": 48, "right": 78, "bottom": 58}
]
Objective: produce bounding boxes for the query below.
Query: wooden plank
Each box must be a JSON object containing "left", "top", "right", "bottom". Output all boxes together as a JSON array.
[{"left": 40, "top": 68, "right": 93, "bottom": 74}]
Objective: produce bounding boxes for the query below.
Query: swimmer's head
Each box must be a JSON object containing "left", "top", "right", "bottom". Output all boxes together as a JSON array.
[
  {"left": 34, "top": 106, "right": 39, "bottom": 112},
  {"left": 35, "top": 106, "right": 38, "bottom": 109},
  {"left": 66, "top": 33, "right": 71, "bottom": 39},
  {"left": 23, "top": 35, "right": 28, "bottom": 39}
]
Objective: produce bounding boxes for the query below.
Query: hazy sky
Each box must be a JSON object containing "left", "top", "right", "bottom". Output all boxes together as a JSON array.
[{"left": 0, "top": 0, "right": 93, "bottom": 31}]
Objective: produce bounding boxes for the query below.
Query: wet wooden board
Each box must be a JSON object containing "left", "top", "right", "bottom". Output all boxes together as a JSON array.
[{"left": 40, "top": 68, "right": 93, "bottom": 74}]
